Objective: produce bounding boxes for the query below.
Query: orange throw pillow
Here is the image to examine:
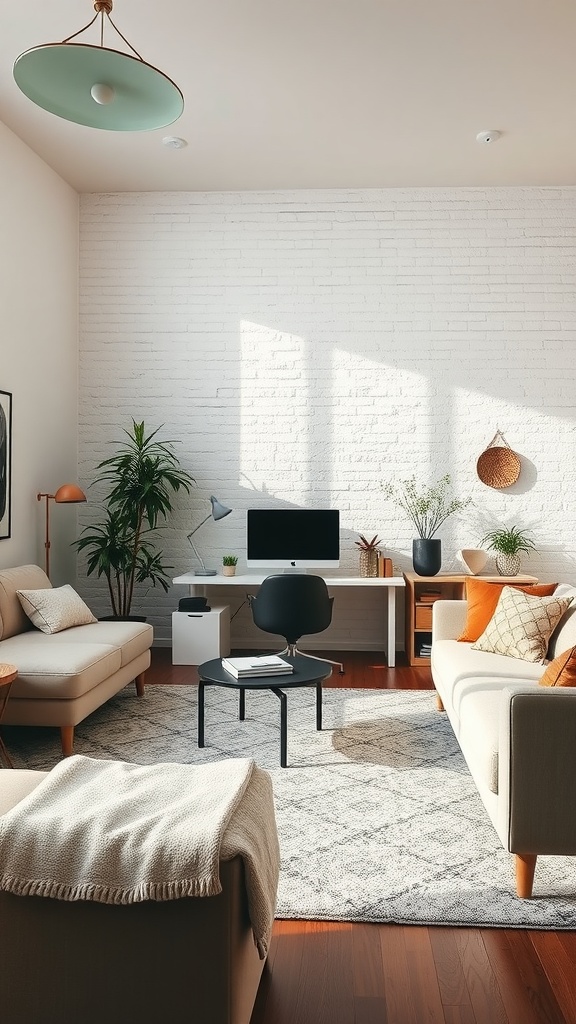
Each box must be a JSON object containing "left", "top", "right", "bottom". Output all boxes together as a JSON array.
[
  {"left": 457, "top": 578, "right": 558, "bottom": 643},
  {"left": 539, "top": 646, "right": 576, "bottom": 687}
]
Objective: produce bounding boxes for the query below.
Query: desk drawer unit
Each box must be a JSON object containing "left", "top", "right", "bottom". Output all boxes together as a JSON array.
[{"left": 172, "top": 607, "right": 231, "bottom": 665}]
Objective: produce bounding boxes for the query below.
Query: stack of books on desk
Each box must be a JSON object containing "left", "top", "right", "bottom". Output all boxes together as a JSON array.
[{"left": 221, "top": 655, "right": 293, "bottom": 678}]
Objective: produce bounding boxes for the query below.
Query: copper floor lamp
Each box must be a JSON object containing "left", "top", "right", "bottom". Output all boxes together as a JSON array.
[{"left": 37, "top": 484, "right": 87, "bottom": 578}]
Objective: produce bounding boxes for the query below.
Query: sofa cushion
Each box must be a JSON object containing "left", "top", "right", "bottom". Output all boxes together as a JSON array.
[
  {"left": 0, "top": 634, "right": 122, "bottom": 699},
  {"left": 0, "top": 565, "right": 50, "bottom": 640},
  {"left": 538, "top": 645, "right": 576, "bottom": 687},
  {"left": 547, "top": 587, "right": 576, "bottom": 658},
  {"left": 16, "top": 585, "right": 97, "bottom": 634},
  {"left": 0, "top": 770, "right": 48, "bottom": 815},
  {"left": 457, "top": 578, "right": 558, "bottom": 643},
  {"left": 472, "top": 588, "right": 572, "bottom": 663},
  {"left": 455, "top": 686, "right": 503, "bottom": 795},
  {"left": 432, "top": 638, "right": 544, "bottom": 695},
  {"left": 43, "top": 620, "right": 154, "bottom": 667}
]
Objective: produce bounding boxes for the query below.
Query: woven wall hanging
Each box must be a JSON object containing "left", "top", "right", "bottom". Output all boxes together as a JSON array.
[{"left": 476, "top": 430, "right": 521, "bottom": 489}]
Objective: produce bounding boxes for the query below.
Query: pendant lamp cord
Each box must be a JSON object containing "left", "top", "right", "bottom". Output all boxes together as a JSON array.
[
  {"left": 62, "top": 11, "right": 100, "bottom": 44},
  {"left": 61, "top": 4, "right": 145, "bottom": 62}
]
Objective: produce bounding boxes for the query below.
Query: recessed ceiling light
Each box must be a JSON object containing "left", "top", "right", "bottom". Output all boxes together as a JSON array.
[
  {"left": 162, "top": 135, "right": 187, "bottom": 149},
  {"left": 476, "top": 130, "right": 501, "bottom": 144}
]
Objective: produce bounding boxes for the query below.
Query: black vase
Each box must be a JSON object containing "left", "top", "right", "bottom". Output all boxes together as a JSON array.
[{"left": 412, "top": 538, "right": 442, "bottom": 577}]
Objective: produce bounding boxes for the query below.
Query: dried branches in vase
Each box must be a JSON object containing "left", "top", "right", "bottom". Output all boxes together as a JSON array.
[{"left": 382, "top": 475, "right": 471, "bottom": 539}]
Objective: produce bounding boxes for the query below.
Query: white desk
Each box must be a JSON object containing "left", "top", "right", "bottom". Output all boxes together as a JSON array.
[{"left": 172, "top": 573, "right": 405, "bottom": 667}]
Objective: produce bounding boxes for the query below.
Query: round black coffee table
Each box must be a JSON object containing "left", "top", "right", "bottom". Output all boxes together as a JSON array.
[{"left": 197, "top": 655, "right": 333, "bottom": 767}]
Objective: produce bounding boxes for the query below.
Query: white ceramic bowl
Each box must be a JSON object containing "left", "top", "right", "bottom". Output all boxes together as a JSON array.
[{"left": 458, "top": 549, "right": 488, "bottom": 575}]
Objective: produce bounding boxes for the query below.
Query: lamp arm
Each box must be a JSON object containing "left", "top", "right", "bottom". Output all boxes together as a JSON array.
[
  {"left": 187, "top": 535, "right": 207, "bottom": 574},
  {"left": 186, "top": 512, "right": 213, "bottom": 573},
  {"left": 186, "top": 512, "right": 211, "bottom": 541}
]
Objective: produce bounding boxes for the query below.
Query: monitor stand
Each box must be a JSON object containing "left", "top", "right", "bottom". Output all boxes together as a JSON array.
[{"left": 281, "top": 567, "right": 310, "bottom": 574}]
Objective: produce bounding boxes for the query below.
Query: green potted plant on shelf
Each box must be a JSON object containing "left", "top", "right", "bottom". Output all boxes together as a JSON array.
[
  {"left": 75, "top": 420, "right": 195, "bottom": 618},
  {"left": 480, "top": 525, "right": 536, "bottom": 577},
  {"left": 383, "top": 474, "right": 472, "bottom": 576},
  {"left": 222, "top": 554, "right": 238, "bottom": 577}
]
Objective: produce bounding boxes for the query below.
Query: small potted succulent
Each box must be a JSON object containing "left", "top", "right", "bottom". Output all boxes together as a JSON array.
[
  {"left": 222, "top": 554, "right": 238, "bottom": 577},
  {"left": 480, "top": 525, "right": 536, "bottom": 577},
  {"left": 355, "top": 534, "right": 382, "bottom": 578}
]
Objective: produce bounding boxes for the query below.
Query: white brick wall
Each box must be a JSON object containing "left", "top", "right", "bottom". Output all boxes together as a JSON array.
[{"left": 79, "top": 187, "right": 576, "bottom": 649}]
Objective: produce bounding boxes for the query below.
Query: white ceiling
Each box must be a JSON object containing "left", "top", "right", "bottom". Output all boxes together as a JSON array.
[{"left": 2, "top": 0, "right": 576, "bottom": 194}]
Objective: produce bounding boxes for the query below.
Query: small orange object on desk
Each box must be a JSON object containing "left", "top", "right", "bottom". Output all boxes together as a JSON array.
[{"left": 0, "top": 663, "right": 18, "bottom": 768}]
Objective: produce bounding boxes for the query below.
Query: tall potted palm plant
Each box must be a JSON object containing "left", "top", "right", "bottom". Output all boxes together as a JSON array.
[{"left": 75, "top": 420, "right": 194, "bottom": 618}]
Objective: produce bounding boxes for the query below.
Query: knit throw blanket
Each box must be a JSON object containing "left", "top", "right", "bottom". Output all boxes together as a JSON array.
[{"left": 0, "top": 755, "right": 280, "bottom": 958}]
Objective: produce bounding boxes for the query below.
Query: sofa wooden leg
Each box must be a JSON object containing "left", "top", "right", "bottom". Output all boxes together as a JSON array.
[
  {"left": 435, "top": 691, "right": 445, "bottom": 711},
  {"left": 515, "top": 853, "right": 537, "bottom": 898},
  {"left": 60, "top": 726, "right": 75, "bottom": 757},
  {"left": 135, "top": 672, "right": 146, "bottom": 697}
]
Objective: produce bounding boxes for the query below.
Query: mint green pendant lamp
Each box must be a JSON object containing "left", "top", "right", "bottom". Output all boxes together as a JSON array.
[{"left": 13, "top": 0, "right": 184, "bottom": 132}]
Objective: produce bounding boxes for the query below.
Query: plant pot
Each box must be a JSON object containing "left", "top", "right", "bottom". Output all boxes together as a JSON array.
[
  {"left": 359, "top": 550, "right": 378, "bottom": 577},
  {"left": 222, "top": 565, "right": 236, "bottom": 577},
  {"left": 496, "top": 553, "right": 521, "bottom": 576},
  {"left": 412, "top": 538, "right": 442, "bottom": 577}
]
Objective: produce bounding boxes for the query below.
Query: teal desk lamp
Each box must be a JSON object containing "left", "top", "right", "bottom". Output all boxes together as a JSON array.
[{"left": 187, "top": 496, "right": 232, "bottom": 576}]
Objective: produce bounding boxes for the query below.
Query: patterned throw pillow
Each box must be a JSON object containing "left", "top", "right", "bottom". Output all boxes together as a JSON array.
[
  {"left": 456, "top": 578, "right": 558, "bottom": 642},
  {"left": 538, "top": 646, "right": 576, "bottom": 687},
  {"left": 16, "top": 585, "right": 97, "bottom": 634},
  {"left": 472, "top": 587, "right": 573, "bottom": 663}
]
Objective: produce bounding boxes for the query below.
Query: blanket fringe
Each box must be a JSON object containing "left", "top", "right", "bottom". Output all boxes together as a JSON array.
[{"left": 0, "top": 873, "right": 222, "bottom": 904}]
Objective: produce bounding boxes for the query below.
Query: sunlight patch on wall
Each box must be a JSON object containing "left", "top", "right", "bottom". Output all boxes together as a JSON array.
[
  {"left": 332, "top": 348, "right": 430, "bottom": 478},
  {"left": 240, "top": 320, "right": 313, "bottom": 504}
]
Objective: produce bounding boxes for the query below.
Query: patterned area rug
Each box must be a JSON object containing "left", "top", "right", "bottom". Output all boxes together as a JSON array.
[{"left": 5, "top": 685, "right": 576, "bottom": 929}]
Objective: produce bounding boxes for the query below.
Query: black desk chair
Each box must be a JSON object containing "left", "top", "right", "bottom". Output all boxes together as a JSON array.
[{"left": 248, "top": 574, "right": 344, "bottom": 674}]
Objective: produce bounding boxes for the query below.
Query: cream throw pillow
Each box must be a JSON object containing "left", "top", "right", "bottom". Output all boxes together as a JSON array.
[
  {"left": 16, "top": 585, "right": 97, "bottom": 634},
  {"left": 472, "top": 586, "right": 573, "bottom": 663}
]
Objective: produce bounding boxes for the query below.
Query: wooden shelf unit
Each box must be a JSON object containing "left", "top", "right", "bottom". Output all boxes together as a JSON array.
[{"left": 403, "top": 571, "right": 538, "bottom": 666}]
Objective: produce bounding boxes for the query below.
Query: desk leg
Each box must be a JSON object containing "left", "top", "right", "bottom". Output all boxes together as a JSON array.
[
  {"left": 239, "top": 688, "right": 245, "bottom": 721},
  {"left": 198, "top": 682, "right": 205, "bottom": 748},
  {"left": 271, "top": 687, "right": 287, "bottom": 768},
  {"left": 316, "top": 683, "right": 322, "bottom": 731},
  {"left": 387, "top": 588, "right": 396, "bottom": 668}
]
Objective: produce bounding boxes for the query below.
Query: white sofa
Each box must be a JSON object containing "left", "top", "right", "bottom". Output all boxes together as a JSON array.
[
  {"left": 431, "top": 587, "right": 576, "bottom": 898},
  {"left": 0, "top": 565, "right": 153, "bottom": 757}
]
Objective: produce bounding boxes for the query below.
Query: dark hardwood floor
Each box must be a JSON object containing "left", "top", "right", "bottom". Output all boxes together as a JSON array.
[{"left": 149, "top": 648, "right": 576, "bottom": 1024}]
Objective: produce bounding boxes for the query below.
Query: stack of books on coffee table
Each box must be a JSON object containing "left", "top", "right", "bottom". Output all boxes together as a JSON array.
[{"left": 221, "top": 655, "right": 293, "bottom": 678}]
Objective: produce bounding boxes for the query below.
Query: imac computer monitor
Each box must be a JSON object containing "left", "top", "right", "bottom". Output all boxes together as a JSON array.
[{"left": 246, "top": 508, "right": 340, "bottom": 569}]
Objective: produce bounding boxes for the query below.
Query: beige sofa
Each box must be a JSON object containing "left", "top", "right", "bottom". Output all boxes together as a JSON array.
[
  {"left": 0, "top": 565, "right": 153, "bottom": 756},
  {"left": 431, "top": 586, "right": 576, "bottom": 898},
  {"left": 0, "top": 768, "right": 270, "bottom": 1024}
]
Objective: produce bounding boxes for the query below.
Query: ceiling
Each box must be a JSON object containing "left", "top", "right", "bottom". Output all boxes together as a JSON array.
[{"left": 1, "top": 0, "right": 576, "bottom": 194}]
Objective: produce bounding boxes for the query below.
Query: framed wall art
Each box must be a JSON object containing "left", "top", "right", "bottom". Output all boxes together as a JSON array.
[{"left": 0, "top": 390, "right": 12, "bottom": 539}]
